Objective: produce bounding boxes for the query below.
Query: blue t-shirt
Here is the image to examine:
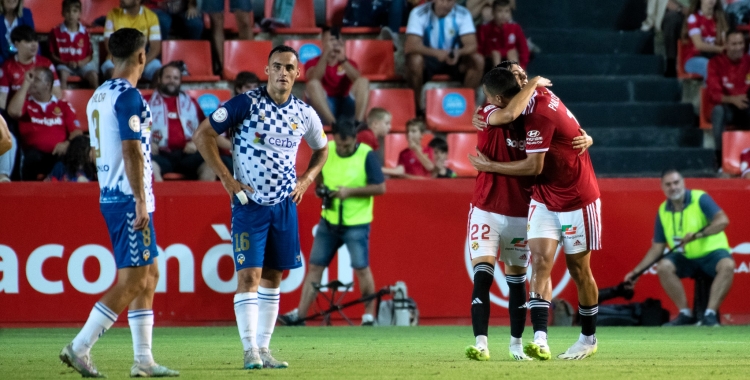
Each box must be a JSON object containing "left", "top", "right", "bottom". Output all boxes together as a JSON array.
[
  {"left": 653, "top": 189, "right": 722, "bottom": 243},
  {"left": 364, "top": 149, "right": 384, "bottom": 185}
]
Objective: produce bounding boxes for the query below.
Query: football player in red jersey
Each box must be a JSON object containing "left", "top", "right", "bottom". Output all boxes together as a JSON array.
[{"left": 469, "top": 67, "right": 601, "bottom": 361}]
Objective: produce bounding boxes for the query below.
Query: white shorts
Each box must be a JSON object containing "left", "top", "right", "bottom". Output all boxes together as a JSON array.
[
  {"left": 527, "top": 198, "right": 602, "bottom": 254},
  {"left": 467, "top": 205, "right": 531, "bottom": 267}
]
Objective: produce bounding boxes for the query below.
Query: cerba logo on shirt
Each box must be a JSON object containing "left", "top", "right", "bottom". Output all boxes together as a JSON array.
[{"left": 254, "top": 131, "right": 297, "bottom": 149}]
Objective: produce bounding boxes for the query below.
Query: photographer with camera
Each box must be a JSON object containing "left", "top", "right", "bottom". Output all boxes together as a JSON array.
[{"left": 280, "top": 119, "right": 386, "bottom": 326}]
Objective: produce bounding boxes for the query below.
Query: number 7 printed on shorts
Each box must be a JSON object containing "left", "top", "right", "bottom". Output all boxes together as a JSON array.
[{"left": 528, "top": 205, "right": 537, "bottom": 221}]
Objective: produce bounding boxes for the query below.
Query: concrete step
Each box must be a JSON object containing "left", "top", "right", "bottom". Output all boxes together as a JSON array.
[
  {"left": 567, "top": 102, "right": 695, "bottom": 127},
  {"left": 588, "top": 127, "right": 702, "bottom": 148},
  {"left": 526, "top": 28, "right": 653, "bottom": 55},
  {"left": 549, "top": 76, "right": 681, "bottom": 103},
  {"left": 529, "top": 54, "right": 664, "bottom": 76},
  {"left": 590, "top": 147, "right": 716, "bottom": 176}
]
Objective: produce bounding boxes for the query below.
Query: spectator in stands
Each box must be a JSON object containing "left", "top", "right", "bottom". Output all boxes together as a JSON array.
[
  {"left": 624, "top": 169, "right": 734, "bottom": 327},
  {"left": 404, "top": 0, "right": 484, "bottom": 112},
  {"left": 46, "top": 134, "right": 96, "bottom": 182},
  {"left": 145, "top": 0, "right": 203, "bottom": 40},
  {"left": 49, "top": 0, "right": 98, "bottom": 89},
  {"left": 278, "top": 119, "right": 385, "bottom": 327},
  {"left": 0, "top": 26, "right": 61, "bottom": 110},
  {"left": 149, "top": 62, "right": 221, "bottom": 181},
  {"left": 305, "top": 26, "right": 369, "bottom": 126},
  {"left": 101, "top": 0, "right": 162, "bottom": 82},
  {"left": 356, "top": 107, "right": 391, "bottom": 153},
  {"left": 202, "top": 0, "right": 253, "bottom": 73},
  {"left": 341, "top": 0, "right": 406, "bottom": 50},
  {"left": 477, "top": 0, "right": 529, "bottom": 70},
  {"left": 682, "top": 0, "right": 728, "bottom": 79},
  {"left": 741, "top": 148, "right": 750, "bottom": 178},
  {"left": 7, "top": 67, "right": 80, "bottom": 180},
  {"left": 707, "top": 29, "right": 750, "bottom": 163},
  {"left": 428, "top": 137, "right": 456, "bottom": 178},
  {"left": 0, "top": 114, "right": 14, "bottom": 182},
  {"left": 0, "top": 0, "right": 34, "bottom": 64},
  {"left": 465, "top": 0, "right": 514, "bottom": 25},
  {"left": 659, "top": 1, "right": 691, "bottom": 77},
  {"left": 395, "top": 118, "right": 434, "bottom": 178},
  {"left": 232, "top": 70, "right": 260, "bottom": 95}
]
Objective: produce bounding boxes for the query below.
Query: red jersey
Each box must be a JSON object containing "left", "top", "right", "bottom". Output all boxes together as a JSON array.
[
  {"left": 741, "top": 148, "right": 750, "bottom": 177},
  {"left": 683, "top": 11, "right": 719, "bottom": 63},
  {"left": 477, "top": 22, "right": 529, "bottom": 68},
  {"left": 163, "top": 96, "right": 187, "bottom": 151},
  {"left": 0, "top": 56, "right": 60, "bottom": 102},
  {"left": 304, "top": 56, "right": 359, "bottom": 97},
  {"left": 50, "top": 23, "right": 93, "bottom": 63},
  {"left": 524, "top": 89, "right": 599, "bottom": 212},
  {"left": 398, "top": 146, "right": 434, "bottom": 177},
  {"left": 472, "top": 118, "right": 533, "bottom": 217},
  {"left": 356, "top": 128, "right": 379, "bottom": 151},
  {"left": 706, "top": 54, "right": 750, "bottom": 107},
  {"left": 18, "top": 96, "right": 79, "bottom": 154}
]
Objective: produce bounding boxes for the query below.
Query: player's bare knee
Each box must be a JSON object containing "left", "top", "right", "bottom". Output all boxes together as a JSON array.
[
  {"left": 236, "top": 268, "right": 261, "bottom": 290},
  {"left": 260, "top": 267, "right": 283, "bottom": 287}
]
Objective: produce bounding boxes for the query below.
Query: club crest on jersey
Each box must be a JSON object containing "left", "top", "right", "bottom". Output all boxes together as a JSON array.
[
  {"left": 128, "top": 115, "right": 141, "bottom": 132},
  {"left": 471, "top": 241, "right": 479, "bottom": 251},
  {"left": 254, "top": 132, "right": 266, "bottom": 144},
  {"left": 291, "top": 123, "right": 298, "bottom": 130},
  {"left": 237, "top": 254, "right": 245, "bottom": 265},
  {"left": 143, "top": 249, "right": 150, "bottom": 261},
  {"left": 212, "top": 107, "right": 228, "bottom": 122},
  {"left": 53, "top": 106, "right": 62, "bottom": 115}
]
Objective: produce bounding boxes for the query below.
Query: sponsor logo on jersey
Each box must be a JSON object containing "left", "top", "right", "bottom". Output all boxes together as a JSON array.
[
  {"left": 562, "top": 225, "right": 577, "bottom": 235},
  {"left": 527, "top": 130, "right": 540, "bottom": 137},
  {"left": 30, "top": 116, "right": 63, "bottom": 127},
  {"left": 237, "top": 254, "right": 245, "bottom": 265},
  {"left": 506, "top": 138, "right": 526, "bottom": 150},
  {"left": 471, "top": 241, "right": 479, "bottom": 251},
  {"left": 519, "top": 253, "right": 528, "bottom": 261},
  {"left": 254, "top": 132, "right": 266, "bottom": 145},
  {"left": 511, "top": 238, "right": 527, "bottom": 248},
  {"left": 573, "top": 240, "right": 582, "bottom": 247},
  {"left": 212, "top": 107, "right": 228, "bottom": 122},
  {"left": 483, "top": 104, "right": 497, "bottom": 113},
  {"left": 268, "top": 136, "right": 298, "bottom": 149}
]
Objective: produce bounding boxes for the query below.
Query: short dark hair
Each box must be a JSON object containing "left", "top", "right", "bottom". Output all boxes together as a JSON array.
[
  {"left": 267, "top": 45, "right": 300, "bottom": 64},
  {"left": 109, "top": 28, "right": 147, "bottom": 61},
  {"left": 333, "top": 118, "right": 358, "bottom": 139},
  {"left": 234, "top": 71, "right": 260, "bottom": 91},
  {"left": 495, "top": 60, "right": 519, "bottom": 70},
  {"left": 661, "top": 168, "right": 682, "bottom": 179},
  {"left": 10, "top": 25, "right": 36, "bottom": 43},
  {"left": 428, "top": 137, "right": 449, "bottom": 153},
  {"left": 159, "top": 61, "right": 183, "bottom": 78},
  {"left": 62, "top": 0, "right": 82, "bottom": 12},
  {"left": 727, "top": 28, "right": 745, "bottom": 42},
  {"left": 493, "top": 0, "right": 511, "bottom": 9},
  {"left": 482, "top": 67, "right": 521, "bottom": 98}
]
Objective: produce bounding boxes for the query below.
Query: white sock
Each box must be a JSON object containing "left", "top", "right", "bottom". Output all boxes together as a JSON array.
[
  {"left": 72, "top": 302, "right": 118, "bottom": 356},
  {"left": 362, "top": 313, "right": 374, "bottom": 323},
  {"left": 579, "top": 333, "right": 596, "bottom": 345},
  {"left": 534, "top": 331, "right": 547, "bottom": 344},
  {"left": 680, "top": 308, "right": 692, "bottom": 317},
  {"left": 510, "top": 336, "right": 522, "bottom": 346},
  {"left": 475, "top": 335, "right": 488, "bottom": 349},
  {"left": 705, "top": 309, "right": 716, "bottom": 316},
  {"left": 128, "top": 309, "right": 154, "bottom": 365},
  {"left": 234, "top": 292, "right": 258, "bottom": 351},
  {"left": 257, "top": 286, "right": 280, "bottom": 349}
]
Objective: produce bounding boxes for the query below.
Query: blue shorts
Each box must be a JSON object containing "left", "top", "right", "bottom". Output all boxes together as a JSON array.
[
  {"left": 309, "top": 219, "right": 371, "bottom": 269},
  {"left": 232, "top": 196, "right": 302, "bottom": 271},
  {"left": 202, "top": 0, "right": 253, "bottom": 13},
  {"left": 101, "top": 203, "right": 158, "bottom": 269},
  {"left": 666, "top": 249, "right": 733, "bottom": 279},
  {"left": 327, "top": 95, "right": 355, "bottom": 121}
]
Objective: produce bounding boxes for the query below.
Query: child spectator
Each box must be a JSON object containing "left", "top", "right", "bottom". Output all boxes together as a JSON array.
[
  {"left": 356, "top": 107, "right": 392, "bottom": 152},
  {"left": 682, "top": 0, "right": 728, "bottom": 79},
  {"left": 0, "top": 0, "right": 35, "bottom": 64},
  {"left": 49, "top": 0, "right": 98, "bottom": 89},
  {"left": 429, "top": 137, "right": 457, "bottom": 178},
  {"left": 0, "top": 25, "right": 61, "bottom": 109},
  {"left": 233, "top": 71, "right": 260, "bottom": 95},
  {"left": 477, "top": 0, "right": 529, "bottom": 69},
  {"left": 396, "top": 118, "right": 434, "bottom": 178},
  {"left": 46, "top": 135, "right": 96, "bottom": 182}
]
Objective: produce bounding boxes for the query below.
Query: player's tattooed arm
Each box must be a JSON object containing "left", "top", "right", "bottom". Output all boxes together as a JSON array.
[
  {"left": 292, "top": 146, "right": 329, "bottom": 204},
  {"left": 486, "top": 76, "right": 551, "bottom": 126},
  {"left": 122, "top": 139, "right": 149, "bottom": 230},
  {"left": 468, "top": 148, "right": 545, "bottom": 176},
  {"left": 572, "top": 128, "right": 593, "bottom": 156}
]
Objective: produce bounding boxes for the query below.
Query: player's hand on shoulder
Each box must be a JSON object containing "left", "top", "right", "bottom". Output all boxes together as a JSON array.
[
  {"left": 530, "top": 76, "right": 552, "bottom": 88},
  {"left": 476, "top": 104, "right": 498, "bottom": 127},
  {"left": 572, "top": 128, "right": 593, "bottom": 156}
]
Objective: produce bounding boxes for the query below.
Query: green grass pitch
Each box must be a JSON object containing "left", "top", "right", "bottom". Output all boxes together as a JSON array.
[{"left": 1, "top": 326, "right": 749, "bottom": 379}]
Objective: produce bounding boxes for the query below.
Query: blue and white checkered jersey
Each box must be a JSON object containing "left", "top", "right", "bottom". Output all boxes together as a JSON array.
[
  {"left": 88, "top": 78, "right": 155, "bottom": 212},
  {"left": 209, "top": 86, "right": 327, "bottom": 206}
]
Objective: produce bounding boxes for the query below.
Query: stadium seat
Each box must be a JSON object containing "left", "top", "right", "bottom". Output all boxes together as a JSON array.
[
  {"left": 367, "top": 89, "right": 415, "bottom": 133},
  {"left": 722, "top": 131, "right": 750, "bottom": 175},
  {"left": 140, "top": 89, "right": 154, "bottom": 100},
  {"left": 425, "top": 88, "right": 476, "bottom": 132},
  {"left": 345, "top": 40, "right": 398, "bottom": 81},
  {"left": 62, "top": 89, "right": 94, "bottom": 132},
  {"left": 383, "top": 133, "right": 434, "bottom": 169},
  {"left": 81, "top": 0, "right": 120, "bottom": 33},
  {"left": 446, "top": 133, "right": 478, "bottom": 177},
  {"left": 264, "top": 0, "right": 320, "bottom": 34},
  {"left": 223, "top": 40, "right": 273, "bottom": 81},
  {"left": 284, "top": 39, "right": 323, "bottom": 82},
  {"left": 677, "top": 41, "right": 702, "bottom": 80},
  {"left": 162, "top": 40, "right": 220, "bottom": 82},
  {"left": 26, "top": 0, "right": 61, "bottom": 34},
  {"left": 184, "top": 89, "right": 232, "bottom": 116}
]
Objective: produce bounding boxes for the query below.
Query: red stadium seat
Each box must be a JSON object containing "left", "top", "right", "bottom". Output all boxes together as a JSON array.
[
  {"left": 677, "top": 40, "right": 702, "bottom": 80},
  {"left": 446, "top": 133, "right": 478, "bottom": 177},
  {"left": 326, "top": 0, "right": 347, "bottom": 26},
  {"left": 140, "top": 89, "right": 154, "bottom": 100},
  {"left": 81, "top": 0, "right": 120, "bottom": 33},
  {"left": 162, "top": 40, "right": 220, "bottom": 82},
  {"left": 185, "top": 89, "right": 232, "bottom": 116},
  {"left": 425, "top": 88, "right": 476, "bottom": 132},
  {"left": 284, "top": 39, "right": 323, "bottom": 82},
  {"left": 26, "top": 0, "right": 61, "bottom": 34},
  {"left": 383, "top": 133, "right": 433, "bottom": 169},
  {"left": 366, "top": 89, "right": 415, "bottom": 133},
  {"left": 345, "top": 39, "right": 398, "bottom": 81},
  {"left": 722, "top": 131, "right": 750, "bottom": 175},
  {"left": 264, "top": 0, "right": 320, "bottom": 34},
  {"left": 223, "top": 40, "right": 272, "bottom": 81},
  {"left": 61, "top": 89, "right": 94, "bottom": 132}
]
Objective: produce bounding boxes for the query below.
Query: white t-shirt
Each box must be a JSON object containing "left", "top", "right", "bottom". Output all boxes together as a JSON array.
[{"left": 406, "top": 3, "right": 475, "bottom": 51}]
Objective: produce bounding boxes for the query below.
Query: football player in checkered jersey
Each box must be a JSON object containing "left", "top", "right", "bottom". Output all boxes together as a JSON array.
[{"left": 194, "top": 45, "right": 329, "bottom": 370}]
